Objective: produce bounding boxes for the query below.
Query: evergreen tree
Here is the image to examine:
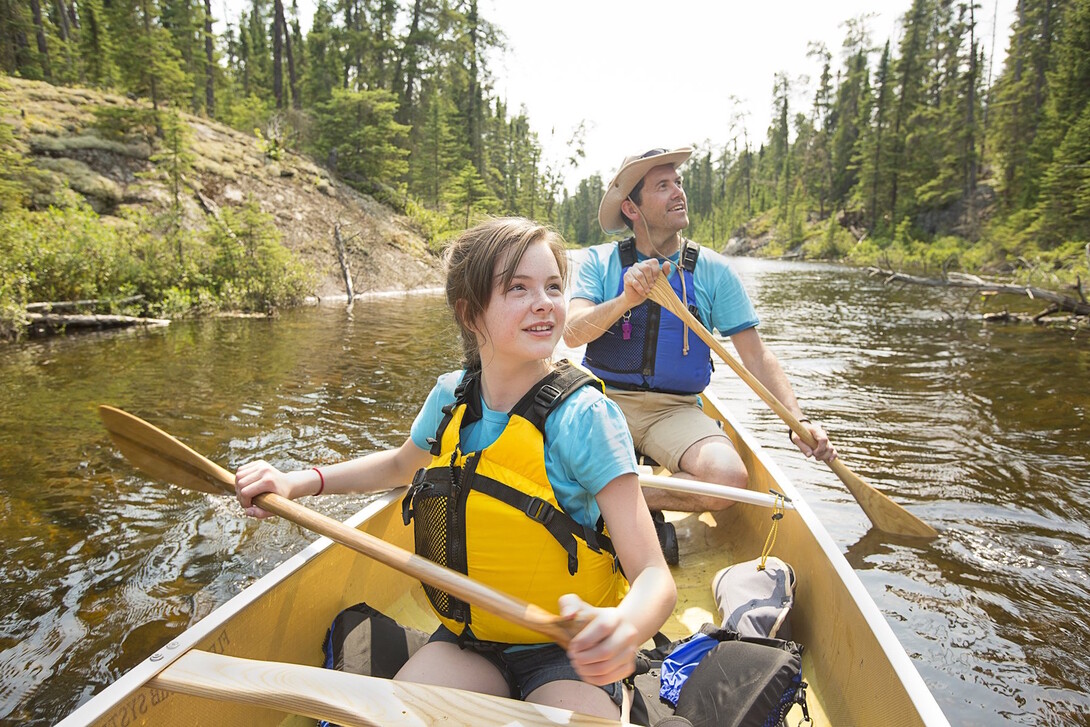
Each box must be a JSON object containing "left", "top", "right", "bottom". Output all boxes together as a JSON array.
[
  {"left": 988, "top": 0, "right": 1061, "bottom": 211},
  {"left": 888, "top": 0, "right": 932, "bottom": 227},
  {"left": 302, "top": 0, "right": 341, "bottom": 105},
  {"left": 1031, "top": 0, "right": 1090, "bottom": 245},
  {"left": 78, "top": 0, "right": 117, "bottom": 86},
  {"left": 830, "top": 18, "right": 872, "bottom": 209},
  {"left": 313, "top": 87, "right": 409, "bottom": 183},
  {"left": 445, "top": 159, "right": 498, "bottom": 226},
  {"left": 110, "top": 0, "right": 191, "bottom": 113},
  {"left": 411, "top": 86, "right": 461, "bottom": 207},
  {"left": 805, "top": 41, "right": 834, "bottom": 218}
]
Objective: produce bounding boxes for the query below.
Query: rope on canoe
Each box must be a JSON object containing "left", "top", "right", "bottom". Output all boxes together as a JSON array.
[{"left": 758, "top": 492, "right": 787, "bottom": 570}]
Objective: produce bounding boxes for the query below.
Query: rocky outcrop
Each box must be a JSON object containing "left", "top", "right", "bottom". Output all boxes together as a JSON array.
[{"left": 0, "top": 78, "right": 443, "bottom": 298}]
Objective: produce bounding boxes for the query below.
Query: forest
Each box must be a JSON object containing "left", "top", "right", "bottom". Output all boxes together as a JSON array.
[{"left": 0, "top": 0, "right": 1088, "bottom": 337}]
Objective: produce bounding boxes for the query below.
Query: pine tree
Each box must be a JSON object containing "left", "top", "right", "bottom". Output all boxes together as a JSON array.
[
  {"left": 110, "top": 0, "right": 191, "bottom": 114},
  {"left": 831, "top": 18, "right": 872, "bottom": 209},
  {"left": 302, "top": 0, "right": 341, "bottom": 104},
  {"left": 313, "top": 87, "right": 409, "bottom": 184},
  {"left": 445, "top": 160, "right": 498, "bottom": 227},
  {"left": 1031, "top": 0, "right": 1090, "bottom": 245},
  {"left": 78, "top": 0, "right": 117, "bottom": 86}
]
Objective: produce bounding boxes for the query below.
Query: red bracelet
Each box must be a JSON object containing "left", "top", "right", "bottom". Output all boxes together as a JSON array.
[{"left": 312, "top": 467, "right": 325, "bottom": 496}]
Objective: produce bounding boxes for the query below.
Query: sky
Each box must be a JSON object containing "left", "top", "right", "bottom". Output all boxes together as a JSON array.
[{"left": 218, "top": 0, "right": 1018, "bottom": 192}]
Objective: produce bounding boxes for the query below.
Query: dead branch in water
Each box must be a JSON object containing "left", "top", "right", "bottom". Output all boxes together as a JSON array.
[
  {"left": 867, "top": 267, "right": 1090, "bottom": 316},
  {"left": 867, "top": 267, "right": 1089, "bottom": 337}
]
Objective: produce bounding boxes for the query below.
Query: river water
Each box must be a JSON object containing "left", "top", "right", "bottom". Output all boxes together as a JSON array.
[{"left": 0, "top": 257, "right": 1087, "bottom": 725}]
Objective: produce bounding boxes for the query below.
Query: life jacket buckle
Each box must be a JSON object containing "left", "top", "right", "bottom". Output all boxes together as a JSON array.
[
  {"left": 524, "top": 497, "right": 555, "bottom": 524},
  {"left": 533, "top": 384, "right": 563, "bottom": 411}
]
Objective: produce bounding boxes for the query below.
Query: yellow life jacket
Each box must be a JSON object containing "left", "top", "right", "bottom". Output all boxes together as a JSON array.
[{"left": 401, "top": 362, "right": 629, "bottom": 644}]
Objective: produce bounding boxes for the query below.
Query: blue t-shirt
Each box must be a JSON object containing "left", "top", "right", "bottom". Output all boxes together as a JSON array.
[
  {"left": 570, "top": 241, "right": 759, "bottom": 337},
  {"left": 410, "top": 369, "right": 638, "bottom": 528}
]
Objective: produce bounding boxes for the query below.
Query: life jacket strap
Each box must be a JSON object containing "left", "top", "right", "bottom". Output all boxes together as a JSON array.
[
  {"left": 617, "top": 237, "right": 701, "bottom": 273},
  {"left": 510, "top": 361, "right": 599, "bottom": 433},
  {"left": 471, "top": 474, "right": 616, "bottom": 576}
]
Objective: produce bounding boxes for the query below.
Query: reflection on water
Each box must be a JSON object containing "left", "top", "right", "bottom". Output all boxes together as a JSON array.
[{"left": 1, "top": 261, "right": 1088, "bottom": 724}]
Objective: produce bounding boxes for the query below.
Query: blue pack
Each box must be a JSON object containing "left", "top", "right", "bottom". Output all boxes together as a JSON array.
[{"left": 659, "top": 633, "right": 718, "bottom": 706}]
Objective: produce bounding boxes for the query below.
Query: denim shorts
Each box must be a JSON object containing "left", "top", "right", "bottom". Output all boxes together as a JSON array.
[{"left": 429, "top": 625, "right": 624, "bottom": 705}]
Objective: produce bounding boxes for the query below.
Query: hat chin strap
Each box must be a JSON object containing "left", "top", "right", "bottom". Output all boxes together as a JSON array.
[{"left": 626, "top": 196, "right": 691, "bottom": 356}]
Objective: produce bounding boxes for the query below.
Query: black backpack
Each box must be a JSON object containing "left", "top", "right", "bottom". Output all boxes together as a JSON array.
[{"left": 634, "top": 625, "right": 810, "bottom": 727}]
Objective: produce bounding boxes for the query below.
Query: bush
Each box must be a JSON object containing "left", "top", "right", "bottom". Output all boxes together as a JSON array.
[
  {"left": 805, "top": 217, "right": 855, "bottom": 259},
  {"left": 0, "top": 198, "right": 316, "bottom": 340},
  {"left": 206, "top": 199, "right": 314, "bottom": 311}
]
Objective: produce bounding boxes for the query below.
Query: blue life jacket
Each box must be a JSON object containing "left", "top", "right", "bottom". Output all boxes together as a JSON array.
[{"left": 583, "top": 238, "right": 713, "bottom": 395}]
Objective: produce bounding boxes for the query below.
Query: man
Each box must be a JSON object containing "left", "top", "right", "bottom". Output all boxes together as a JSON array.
[{"left": 564, "top": 147, "right": 837, "bottom": 515}]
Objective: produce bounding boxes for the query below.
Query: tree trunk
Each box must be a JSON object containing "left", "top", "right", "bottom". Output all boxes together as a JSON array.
[
  {"left": 333, "top": 224, "right": 355, "bottom": 299},
  {"left": 30, "top": 0, "right": 52, "bottom": 80},
  {"left": 393, "top": 0, "right": 423, "bottom": 125},
  {"left": 467, "top": 0, "right": 482, "bottom": 174},
  {"left": 204, "top": 0, "right": 215, "bottom": 116},
  {"left": 53, "top": 0, "right": 71, "bottom": 41},
  {"left": 272, "top": 0, "right": 284, "bottom": 108},
  {"left": 965, "top": 1, "right": 979, "bottom": 232},
  {"left": 142, "top": 0, "right": 160, "bottom": 117},
  {"left": 282, "top": 10, "right": 299, "bottom": 108}
]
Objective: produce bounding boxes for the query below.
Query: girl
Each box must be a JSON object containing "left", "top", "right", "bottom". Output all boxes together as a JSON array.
[{"left": 235, "top": 217, "right": 675, "bottom": 719}]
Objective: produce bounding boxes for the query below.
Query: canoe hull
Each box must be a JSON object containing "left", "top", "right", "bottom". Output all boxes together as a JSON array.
[{"left": 59, "top": 394, "right": 948, "bottom": 727}]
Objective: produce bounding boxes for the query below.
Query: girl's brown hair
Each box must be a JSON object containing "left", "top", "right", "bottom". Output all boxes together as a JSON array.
[{"left": 443, "top": 217, "right": 568, "bottom": 370}]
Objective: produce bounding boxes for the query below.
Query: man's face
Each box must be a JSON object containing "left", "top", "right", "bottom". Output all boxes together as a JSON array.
[{"left": 633, "top": 163, "right": 689, "bottom": 234}]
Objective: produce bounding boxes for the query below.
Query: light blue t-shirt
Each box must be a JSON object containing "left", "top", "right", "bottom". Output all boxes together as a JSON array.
[
  {"left": 570, "top": 241, "right": 759, "bottom": 337},
  {"left": 410, "top": 369, "right": 638, "bottom": 528}
]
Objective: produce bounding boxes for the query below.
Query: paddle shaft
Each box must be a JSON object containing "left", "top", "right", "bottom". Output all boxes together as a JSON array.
[
  {"left": 98, "top": 406, "right": 584, "bottom": 646},
  {"left": 647, "top": 278, "right": 938, "bottom": 539}
]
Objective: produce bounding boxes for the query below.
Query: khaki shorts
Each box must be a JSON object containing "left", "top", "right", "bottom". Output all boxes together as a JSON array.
[{"left": 606, "top": 389, "right": 731, "bottom": 473}]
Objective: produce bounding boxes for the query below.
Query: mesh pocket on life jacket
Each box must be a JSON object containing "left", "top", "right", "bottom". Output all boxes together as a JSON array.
[
  {"left": 585, "top": 302, "right": 654, "bottom": 375},
  {"left": 409, "top": 482, "right": 459, "bottom": 619}
]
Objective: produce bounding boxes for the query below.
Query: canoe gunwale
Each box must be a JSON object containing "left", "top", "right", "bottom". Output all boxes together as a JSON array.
[{"left": 702, "top": 392, "right": 950, "bottom": 726}]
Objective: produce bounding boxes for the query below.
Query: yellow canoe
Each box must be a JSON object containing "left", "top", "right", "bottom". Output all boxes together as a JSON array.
[{"left": 58, "top": 391, "right": 950, "bottom": 726}]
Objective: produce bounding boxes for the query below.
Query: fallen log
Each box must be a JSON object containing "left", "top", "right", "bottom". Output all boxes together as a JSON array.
[
  {"left": 26, "top": 295, "right": 146, "bottom": 313},
  {"left": 27, "top": 312, "right": 171, "bottom": 335},
  {"left": 866, "top": 267, "right": 1090, "bottom": 317}
]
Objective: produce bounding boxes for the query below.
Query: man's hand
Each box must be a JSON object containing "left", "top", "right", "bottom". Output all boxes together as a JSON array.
[
  {"left": 622, "top": 259, "right": 672, "bottom": 307},
  {"left": 790, "top": 420, "right": 837, "bottom": 462}
]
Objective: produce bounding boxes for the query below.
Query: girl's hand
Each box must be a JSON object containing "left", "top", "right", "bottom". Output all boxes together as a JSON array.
[
  {"left": 234, "top": 460, "right": 313, "bottom": 519},
  {"left": 558, "top": 594, "right": 640, "bottom": 686}
]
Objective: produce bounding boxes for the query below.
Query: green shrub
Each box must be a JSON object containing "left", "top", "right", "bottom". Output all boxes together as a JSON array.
[{"left": 206, "top": 199, "right": 314, "bottom": 311}]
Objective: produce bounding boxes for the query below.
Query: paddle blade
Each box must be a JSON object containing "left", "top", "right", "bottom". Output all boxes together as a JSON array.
[
  {"left": 831, "top": 460, "right": 938, "bottom": 539},
  {"left": 98, "top": 405, "right": 234, "bottom": 496},
  {"left": 650, "top": 276, "right": 939, "bottom": 540}
]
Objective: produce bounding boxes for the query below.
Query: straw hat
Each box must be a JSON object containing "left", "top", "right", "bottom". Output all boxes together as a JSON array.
[{"left": 598, "top": 147, "right": 693, "bottom": 234}]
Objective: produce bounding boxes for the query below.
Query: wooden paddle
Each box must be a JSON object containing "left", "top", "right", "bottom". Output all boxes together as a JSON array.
[
  {"left": 96, "top": 405, "right": 586, "bottom": 646},
  {"left": 646, "top": 276, "right": 938, "bottom": 539},
  {"left": 151, "top": 650, "right": 621, "bottom": 727}
]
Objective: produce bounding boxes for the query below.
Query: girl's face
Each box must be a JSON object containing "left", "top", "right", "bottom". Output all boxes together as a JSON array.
[{"left": 473, "top": 239, "right": 566, "bottom": 368}]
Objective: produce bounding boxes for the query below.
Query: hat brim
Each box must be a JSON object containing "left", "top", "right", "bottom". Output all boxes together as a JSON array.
[{"left": 598, "top": 148, "right": 693, "bottom": 234}]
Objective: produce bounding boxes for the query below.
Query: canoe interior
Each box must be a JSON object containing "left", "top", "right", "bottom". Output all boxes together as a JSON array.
[{"left": 63, "top": 396, "right": 945, "bottom": 727}]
